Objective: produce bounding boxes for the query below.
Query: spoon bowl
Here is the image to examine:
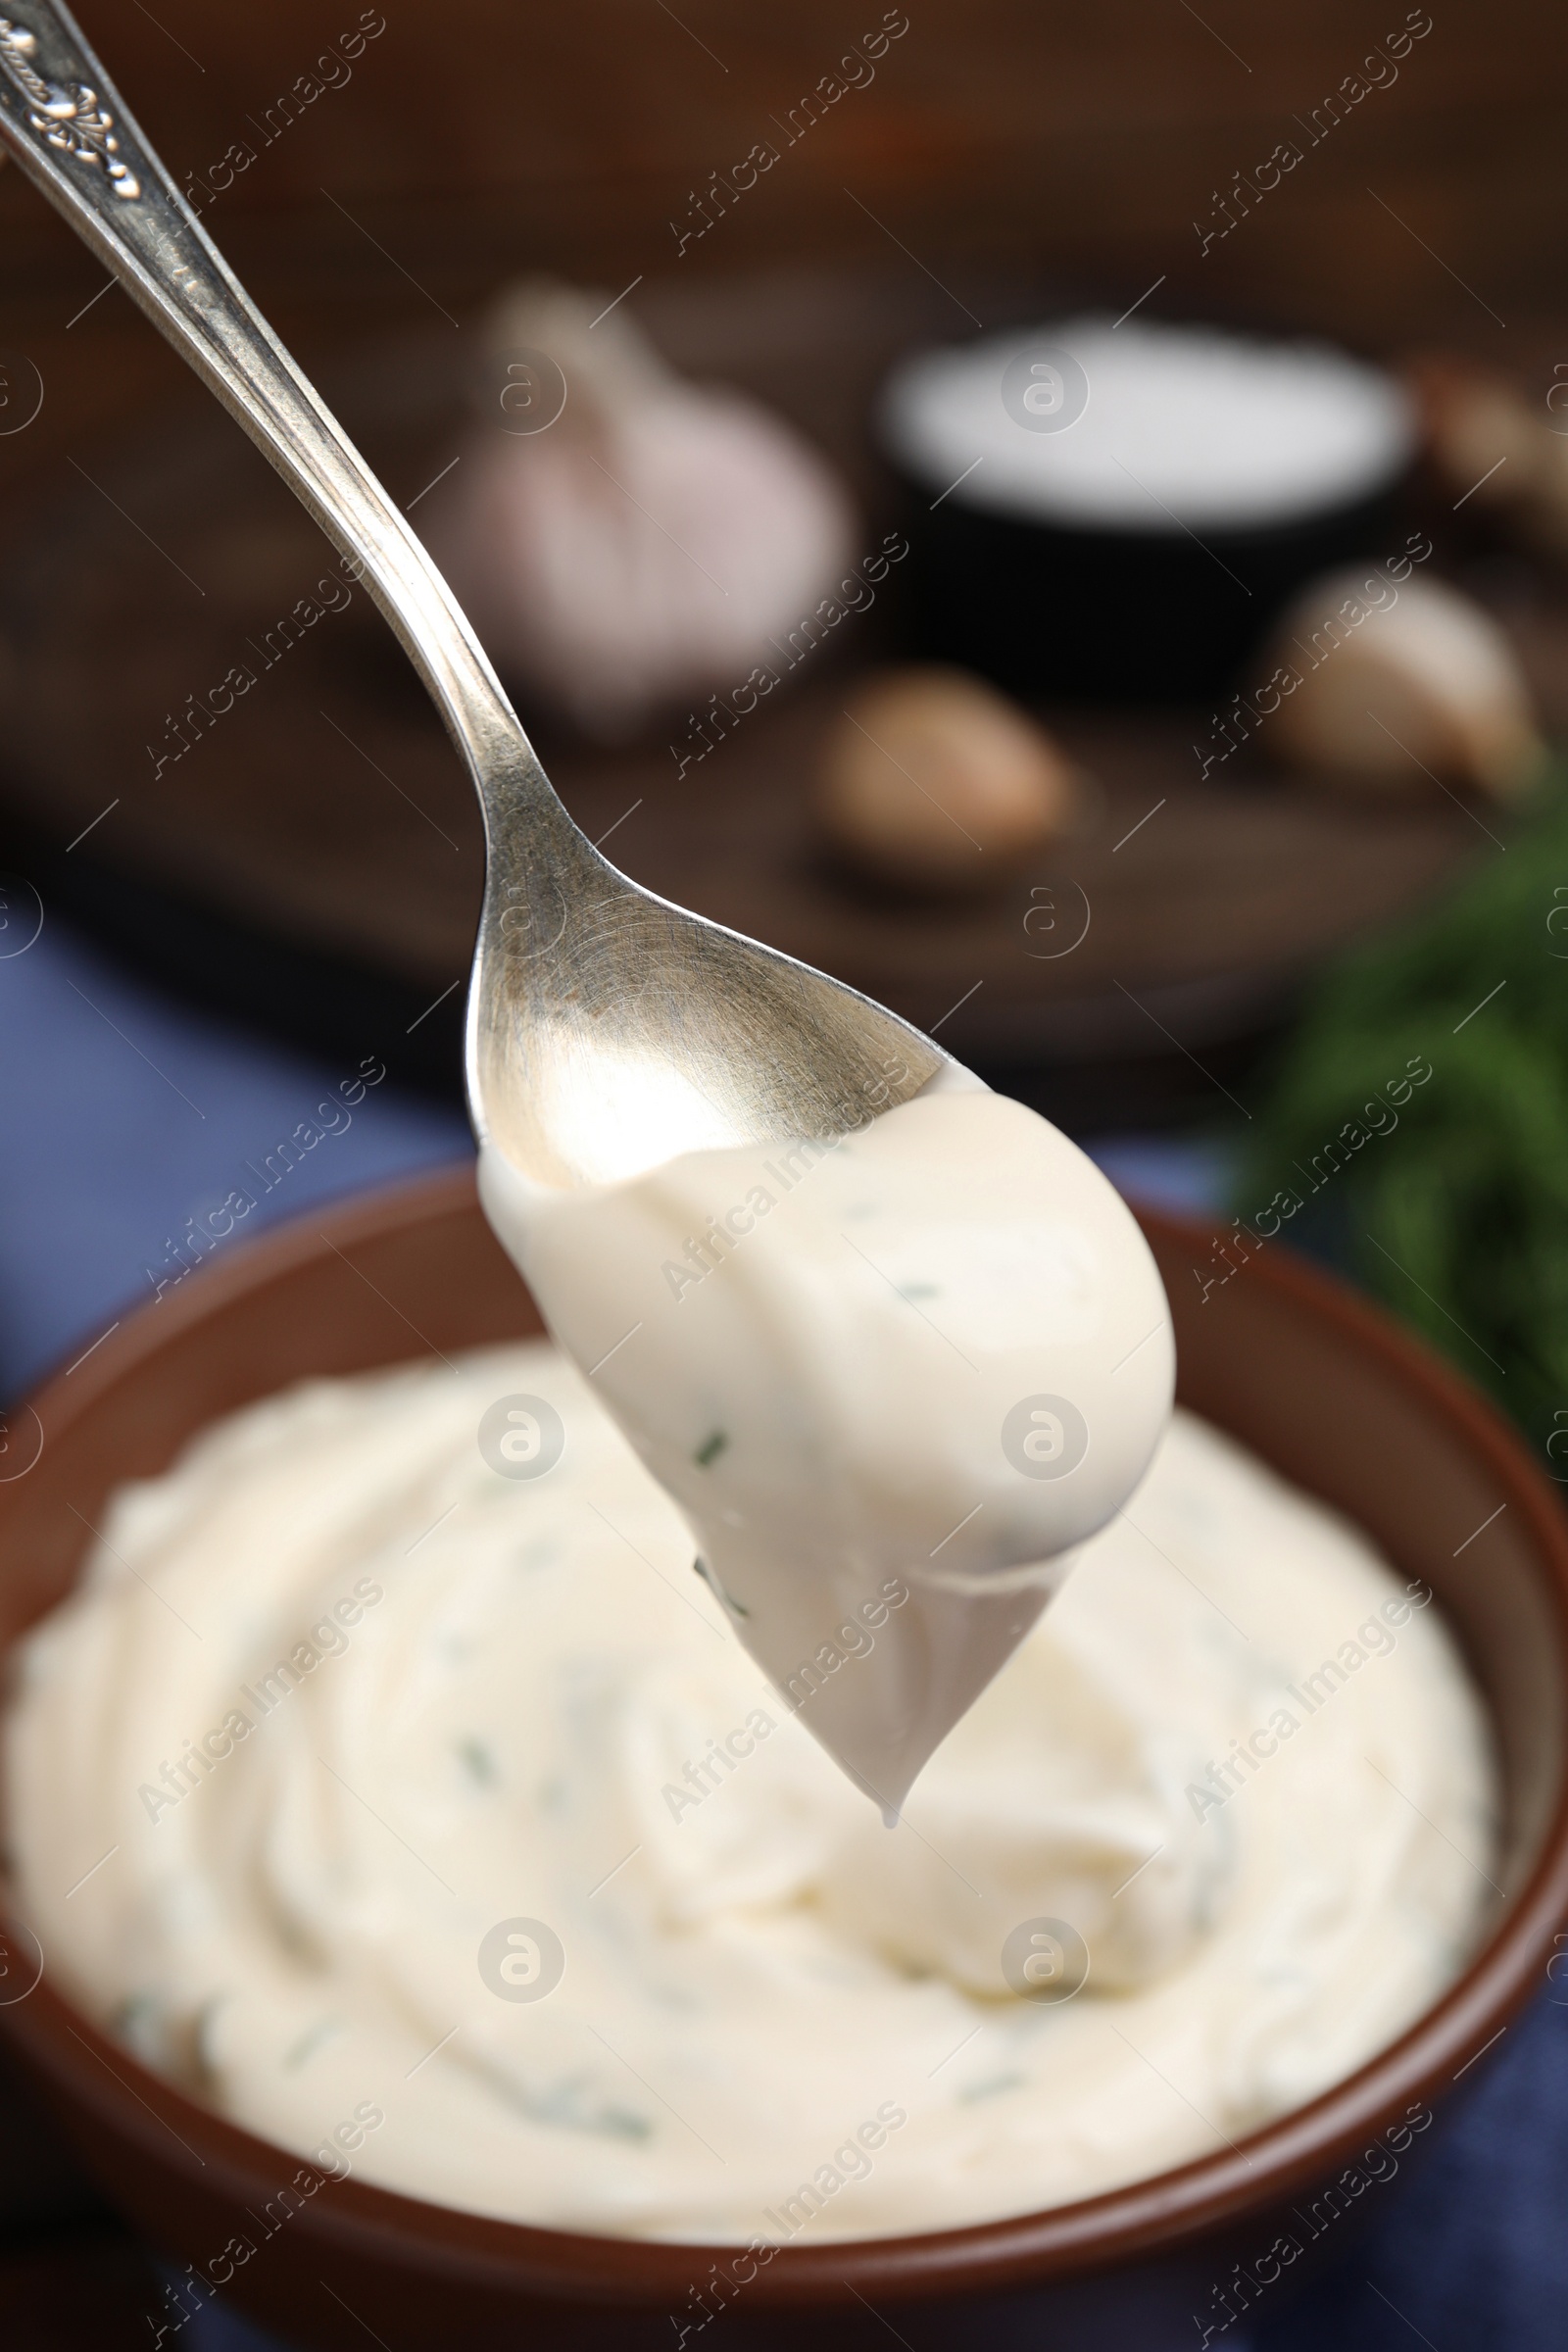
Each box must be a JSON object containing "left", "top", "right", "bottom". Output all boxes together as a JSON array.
[
  {"left": 469, "top": 813, "right": 945, "bottom": 1188},
  {"left": 0, "top": 3, "right": 946, "bottom": 1189}
]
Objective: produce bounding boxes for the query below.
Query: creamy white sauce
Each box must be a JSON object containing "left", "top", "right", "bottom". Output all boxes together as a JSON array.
[
  {"left": 479, "top": 1089, "right": 1174, "bottom": 1812},
  {"left": 5, "top": 1348, "right": 1494, "bottom": 2243},
  {"left": 881, "top": 317, "right": 1415, "bottom": 530}
]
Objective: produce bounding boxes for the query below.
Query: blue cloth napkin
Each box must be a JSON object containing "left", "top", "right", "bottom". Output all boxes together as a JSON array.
[{"left": 0, "top": 904, "right": 469, "bottom": 1402}]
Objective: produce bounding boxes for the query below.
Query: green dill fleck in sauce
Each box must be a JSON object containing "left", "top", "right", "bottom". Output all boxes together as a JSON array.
[
  {"left": 506, "top": 2072, "right": 654, "bottom": 2141},
  {"left": 958, "top": 2071, "right": 1025, "bottom": 2104},
  {"left": 693, "top": 1556, "right": 749, "bottom": 1617},
  {"left": 111, "top": 1992, "right": 159, "bottom": 2043},
  {"left": 457, "top": 1736, "right": 497, "bottom": 1787},
  {"left": 693, "top": 1430, "right": 728, "bottom": 1467},
  {"left": 283, "top": 2017, "right": 343, "bottom": 2071}
]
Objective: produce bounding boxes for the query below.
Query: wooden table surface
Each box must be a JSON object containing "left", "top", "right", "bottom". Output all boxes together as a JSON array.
[{"left": 2, "top": 285, "right": 1541, "bottom": 1129}]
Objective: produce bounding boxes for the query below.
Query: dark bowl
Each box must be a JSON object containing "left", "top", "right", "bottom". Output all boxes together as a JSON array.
[
  {"left": 897, "top": 470, "right": 1407, "bottom": 704},
  {"left": 1, "top": 1171, "right": 1565, "bottom": 2351}
]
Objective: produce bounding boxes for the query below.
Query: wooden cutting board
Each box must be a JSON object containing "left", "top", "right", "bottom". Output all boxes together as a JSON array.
[{"left": 0, "top": 294, "right": 1507, "bottom": 1123}]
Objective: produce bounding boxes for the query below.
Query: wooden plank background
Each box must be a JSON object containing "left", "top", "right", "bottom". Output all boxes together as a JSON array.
[
  {"left": 0, "top": 0, "right": 1555, "bottom": 610},
  {"left": 0, "top": 2, "right": 1557, "bottom": 345}
]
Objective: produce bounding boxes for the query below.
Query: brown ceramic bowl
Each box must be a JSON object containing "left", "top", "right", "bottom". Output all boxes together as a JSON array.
[{"left": 1, "top": 1172, "right": 1565, "bottom": 2351}]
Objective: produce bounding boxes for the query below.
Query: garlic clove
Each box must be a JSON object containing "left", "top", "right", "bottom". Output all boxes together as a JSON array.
[
  {"left": 1265, "top": 570, "right": 1543, "bottom": 799},
  {"left": 418, "top": 279, "right": 857, "bottom": 740},
  {"left": 818, "top": 666, "right": 1078, "bottom": 891},
  {"left": 1406, "top": 354, "right": 1568, "bottom": 558}
]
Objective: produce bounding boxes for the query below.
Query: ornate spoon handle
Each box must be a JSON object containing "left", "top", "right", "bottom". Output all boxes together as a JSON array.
[{"left": 0, "top": 3, "right": 560, "bottom": 836}]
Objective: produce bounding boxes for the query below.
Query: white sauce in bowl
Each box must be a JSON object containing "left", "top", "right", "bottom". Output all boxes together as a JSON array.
[
  {"left": 881, "top": 317, "right": 1415, "bottom": 531},
  {"left": 4, "top": 1347, "right": 1494, "bottom": 2243}
]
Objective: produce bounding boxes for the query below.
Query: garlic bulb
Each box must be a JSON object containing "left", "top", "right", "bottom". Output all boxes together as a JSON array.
[
  {"left": 419, "top": 280, "right": 856, "bottom": 738},
  {"left": 818, "top": 667, "right": 1077, "bottom": 891},
  {"left": 1407, "top": 354, "right": 1568, "bottom": 557},
  {"left": 1264, "top": 570, "right": 1542, "bottom": 798}
]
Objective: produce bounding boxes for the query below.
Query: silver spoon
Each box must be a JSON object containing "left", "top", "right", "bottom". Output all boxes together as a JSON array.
[{"left": 0, "top": 5, "right": 947, "bottom": 1187}]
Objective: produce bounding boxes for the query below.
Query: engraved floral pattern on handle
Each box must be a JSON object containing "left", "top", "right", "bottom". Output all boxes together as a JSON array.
[{"left": 0, "top": 18, "right": 138, "bottom": 198}]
